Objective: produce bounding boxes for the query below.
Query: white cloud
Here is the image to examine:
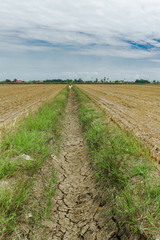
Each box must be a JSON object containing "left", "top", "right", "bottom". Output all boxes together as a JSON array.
[{"left": 1, "top": 0, "right": 160, "bottom": 80}]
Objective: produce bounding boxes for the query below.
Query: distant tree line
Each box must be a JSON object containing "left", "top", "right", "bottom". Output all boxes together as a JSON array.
[
  {"left": 0, "top": 78, "right": 160, "bottom": 84},
  {"left": 153, "top": 80, "right": 160, "bottom": 84},
  {"left": 135, "top": 79, "right": 150, "bottom": 84}
]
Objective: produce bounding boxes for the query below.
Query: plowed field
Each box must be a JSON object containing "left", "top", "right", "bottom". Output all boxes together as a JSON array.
[
  {"left": 0, "top": 84, "right": 66, "bottom": 128},
  {"left": 78, "top": 84, "right": 160, "bottom": 162}
]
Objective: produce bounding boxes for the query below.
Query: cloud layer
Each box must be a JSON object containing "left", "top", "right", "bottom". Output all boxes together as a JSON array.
[{"left": 0, "top": 0, "right": 160, "bottom": 80}]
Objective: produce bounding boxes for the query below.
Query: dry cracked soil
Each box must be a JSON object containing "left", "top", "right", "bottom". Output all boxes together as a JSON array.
[
  {"left": 10, "top": 90, "right": 143, "bottom": 240},
  {"left": 47, "top": 90, "right": 118, "bottom": 240}
]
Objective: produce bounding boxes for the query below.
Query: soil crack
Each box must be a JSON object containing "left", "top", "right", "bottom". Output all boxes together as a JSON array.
[{"left": 48, "top": 90, "right": 118, "bottom": 240}]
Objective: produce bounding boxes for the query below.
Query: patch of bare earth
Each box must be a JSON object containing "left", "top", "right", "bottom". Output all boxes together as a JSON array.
[{"left": 9, "top": 90, "right": 142, "bottom": 240}]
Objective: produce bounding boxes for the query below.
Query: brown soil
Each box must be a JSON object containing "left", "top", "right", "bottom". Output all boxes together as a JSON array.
[
  {"left": 0, "top": 84, "right": 65, "bottom": 130},
  {"left": 9, "top": 90, "right": 143, "bottom": 240},
  {"left": 78, "top": 84, "right": 160, "bottom": 163}
]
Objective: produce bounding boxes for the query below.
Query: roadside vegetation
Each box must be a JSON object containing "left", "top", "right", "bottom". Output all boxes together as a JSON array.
[
  {"left": 74, "top": 86, "right": 160, "bottom": 239},
  {"left": 0, "top": 87, "right": 69, "bottom": 237}
]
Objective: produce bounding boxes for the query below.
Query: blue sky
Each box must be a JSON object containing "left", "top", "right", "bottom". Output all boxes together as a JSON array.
[{"left": 1, "top": 0, "right": 160, "bottom": 81}]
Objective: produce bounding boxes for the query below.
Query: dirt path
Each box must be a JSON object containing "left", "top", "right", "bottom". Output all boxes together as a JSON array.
[{"left": 44, "top": 90, "right": 118, "bottom": 240}]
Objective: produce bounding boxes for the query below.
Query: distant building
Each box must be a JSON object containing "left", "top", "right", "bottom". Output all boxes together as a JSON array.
[{"left": 16, "top": 80, "right": 23, "bottom": 83}]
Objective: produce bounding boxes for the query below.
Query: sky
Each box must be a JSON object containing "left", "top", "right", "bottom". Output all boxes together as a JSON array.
[{"left": 1, "top": 0, "right": 160, "bottom": 81}]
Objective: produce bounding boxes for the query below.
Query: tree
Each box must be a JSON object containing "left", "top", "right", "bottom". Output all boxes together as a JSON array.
[
  {"left": 135, "top": 79, "right": 150, "bottom": 84},
  {"left": 5, "top": 79, "right": 11, "bottom": 82}
]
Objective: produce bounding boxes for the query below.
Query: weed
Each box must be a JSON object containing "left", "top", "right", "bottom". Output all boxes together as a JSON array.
[{"left": 44, "top": 169, "right": 57, "bottom": 219}]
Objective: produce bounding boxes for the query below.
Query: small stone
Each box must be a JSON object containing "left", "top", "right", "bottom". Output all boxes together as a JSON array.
[
  {"left": 51, "top": 155, "right": 58, "bottom": 161},
  {"left": 0, "top": 180, "right": 9, "bottom": 187},
  {"left": 21, "top": 154, "right": 32, "bottom": 161},
  {"left": 26, "top": 212, "right": 33, "bottom": 219}
]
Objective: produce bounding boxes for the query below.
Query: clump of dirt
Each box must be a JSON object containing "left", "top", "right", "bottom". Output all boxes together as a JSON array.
[{"left": 9, "top": 90, "right": 144, "bottom": 240}]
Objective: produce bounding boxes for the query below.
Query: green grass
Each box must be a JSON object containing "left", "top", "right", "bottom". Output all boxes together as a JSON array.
[
  {"left": 74, "top": 86, "right": 160, "bottom": 239},
  {"left": 43, "top": 169, "right": 57, "bottom": 219},
  {"left": 0, "top": 86, "right": 69, "bottom": 236}
]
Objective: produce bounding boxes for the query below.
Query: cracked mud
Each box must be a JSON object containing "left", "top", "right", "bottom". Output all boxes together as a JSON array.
[{"left": 47, "top": 90, "right": 118, "bottom": 240}]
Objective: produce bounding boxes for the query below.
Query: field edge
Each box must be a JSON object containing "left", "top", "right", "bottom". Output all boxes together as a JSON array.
[
  {"left": 0, "top": 86, "right": 69, "bottom": 238},
  {"left": 74, "top": 85, "right": 160, "bottom": 239}
]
